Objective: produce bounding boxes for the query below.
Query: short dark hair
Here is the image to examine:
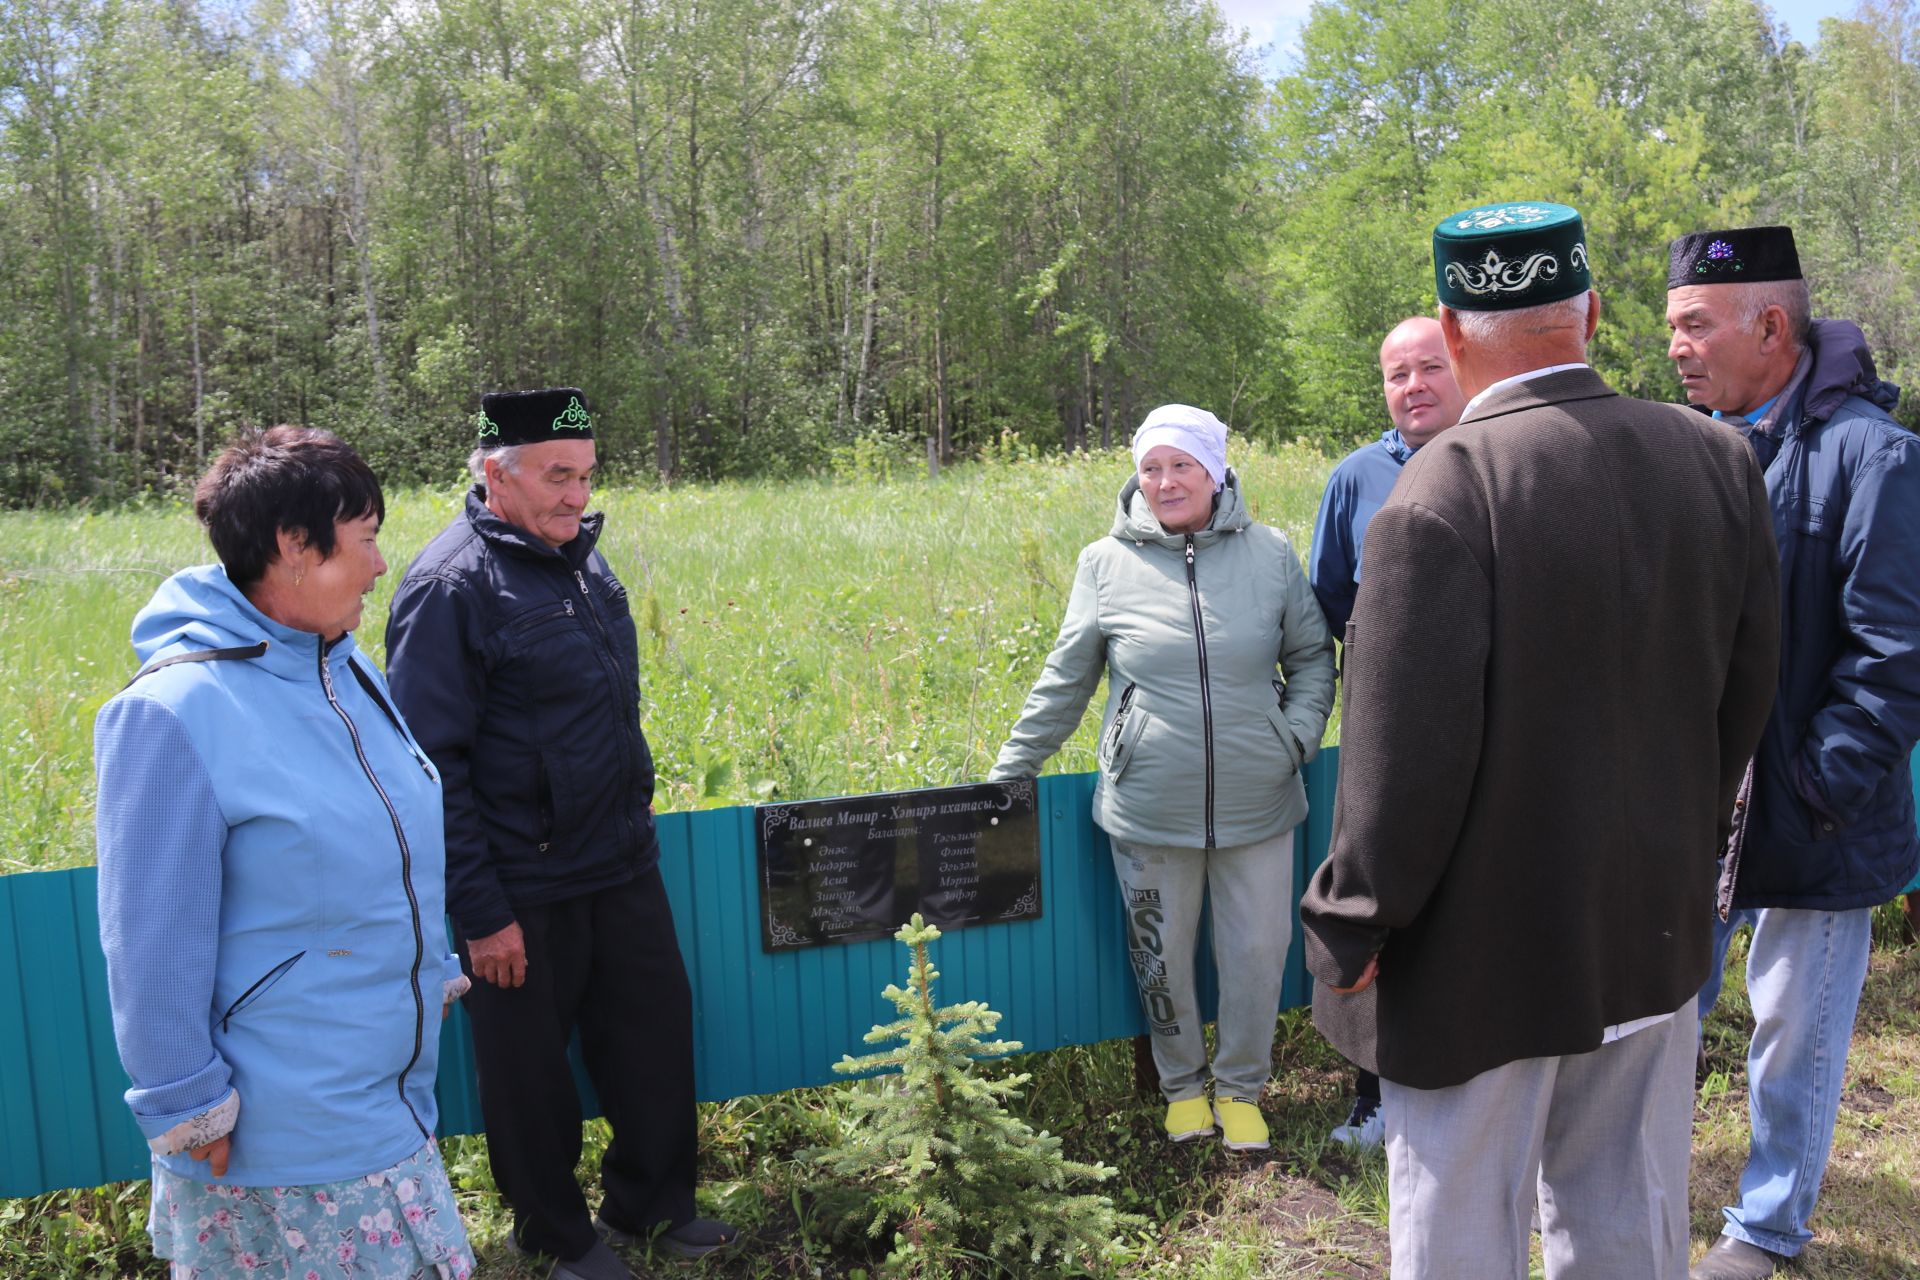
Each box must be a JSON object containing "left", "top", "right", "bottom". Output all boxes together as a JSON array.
[{"left": 193, "top": 426, "right": 385, "bottom": 588}]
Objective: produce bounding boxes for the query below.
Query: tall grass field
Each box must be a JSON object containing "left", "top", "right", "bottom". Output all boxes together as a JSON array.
[{"left": 2, "top": 444, "right": 1915, "bottom": 1277}]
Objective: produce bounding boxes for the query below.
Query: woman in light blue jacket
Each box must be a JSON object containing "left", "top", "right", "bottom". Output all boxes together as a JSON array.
[
  {"left": 991, "top": 405, "right": 1334, "bottom": 1152},
  {"left": 94, "top": 427, "right": 474, "bottom": 1279}
]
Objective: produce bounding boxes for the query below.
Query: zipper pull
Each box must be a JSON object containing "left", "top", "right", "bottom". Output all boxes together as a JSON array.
[
  {"left": 1185, "top": 536, "right": 1196, "bottom": 567},
  {"left": 563, "top": 599, "right": 575, "bottom": 617}
]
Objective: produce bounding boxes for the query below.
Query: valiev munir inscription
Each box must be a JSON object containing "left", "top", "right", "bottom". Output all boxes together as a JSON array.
[{"left": 757, "top": 780, "right": 1041, "bottom": 951}]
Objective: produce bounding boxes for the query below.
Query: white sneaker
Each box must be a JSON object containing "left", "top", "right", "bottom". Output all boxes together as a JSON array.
[{"left": 1329, "top": 1097, "right": 1384, "bottom": 1150}]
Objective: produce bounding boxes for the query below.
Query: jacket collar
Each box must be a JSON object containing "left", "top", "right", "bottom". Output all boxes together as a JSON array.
[
  {"left": 1787, "top": 318, "right": 1901, "bottom": 430},
  {"left": 1456, "top": 366, "right": 1618, "bottom": 427},
  {"left": 131, "top": 563, "right": 361, "bottom": 685},
  {"left": 1111, "top": 468, "right": 1251, "bottom": 548},
  {"left": 463, "top": 485, "right": 603, "bottom": 567}
]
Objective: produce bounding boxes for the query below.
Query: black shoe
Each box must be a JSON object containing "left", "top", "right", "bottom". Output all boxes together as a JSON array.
[
  {"left": 596, "top": 1213, "right": 739, "bottom": 1260},
  {"left": 659, "top": 1217, "right": 738, "bottom": 1260},
  {"left": 551, "top": 1240, "right": 639, "bottom": 1280}
]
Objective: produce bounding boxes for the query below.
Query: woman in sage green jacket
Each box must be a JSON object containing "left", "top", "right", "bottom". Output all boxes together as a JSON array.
[{"left": 990, "top": 405, "right": 1334, "bottom": 1151}]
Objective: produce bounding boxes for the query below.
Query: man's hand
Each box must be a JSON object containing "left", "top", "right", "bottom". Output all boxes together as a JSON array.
[
  {"left": 468, "top": 921, "right": 528, "bottom": 988},
  {"left": 1332, "top": 954, "right": 1380, "bottom": 995},
  {"left": 190, "top": 1135, "right": 231, "bottom": 1179}
]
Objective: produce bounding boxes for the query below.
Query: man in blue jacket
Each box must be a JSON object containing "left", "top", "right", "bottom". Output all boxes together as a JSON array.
[
  {"left": 1307, "top": 315, "right": 1466, "bottom": 1148},
  {"left": 1667, "top": 228, "right": 1920, "bottom": 1280},
  {"left": 387, "top": 389, "right": 733, "bottom": 1280},
  {"left": 1309, "top": 315, "right": 1468, "bottom": 641}
]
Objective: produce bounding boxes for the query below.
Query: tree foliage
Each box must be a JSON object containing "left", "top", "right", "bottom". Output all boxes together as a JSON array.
[
  {"left": 0, "top": 0, "right": 1915, "bottom": 503},
  {"left": 812, "top": 914, "right": 1138, "bottom": 1276}
]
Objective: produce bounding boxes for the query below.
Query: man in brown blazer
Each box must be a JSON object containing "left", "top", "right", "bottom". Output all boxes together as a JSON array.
[{"left": 1299, "top": 202, "right": 1780, "bottom": 1279}]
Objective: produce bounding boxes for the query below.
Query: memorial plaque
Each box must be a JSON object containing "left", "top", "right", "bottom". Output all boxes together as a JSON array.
[{"left": 757, "top": 780, "right": 1041, "bottom": 951}]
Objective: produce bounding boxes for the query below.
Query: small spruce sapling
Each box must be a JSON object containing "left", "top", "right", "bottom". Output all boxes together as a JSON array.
[{"left": 813, "top": 914, "right": 1139, "bottom": 1275}]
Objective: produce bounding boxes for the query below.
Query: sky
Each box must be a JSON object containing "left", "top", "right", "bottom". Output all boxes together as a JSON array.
[{"left": 1215, "top": 0, "right": 1867, "bottom": 78}]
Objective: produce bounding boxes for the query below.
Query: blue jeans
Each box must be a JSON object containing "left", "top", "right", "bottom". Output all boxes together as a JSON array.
[{"left": 1696, "top": 906, "right": 1874, "bottom": 1257}]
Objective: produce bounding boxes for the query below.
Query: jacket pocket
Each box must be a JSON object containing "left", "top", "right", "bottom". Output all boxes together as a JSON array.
[
  {"left": 1099, "top": 683, "right": 1148, "bottom": 782},
  {"left": 220, "top": 951, "right": 306, "bottom": 1032},
  {"left": 1268, "top": 683, "right": 1303, "bottom": 772}
]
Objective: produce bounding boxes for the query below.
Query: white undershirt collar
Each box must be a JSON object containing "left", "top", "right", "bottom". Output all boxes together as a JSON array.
[{"left": 1461, "top": 362, "right": 1590, "bottom": 419}]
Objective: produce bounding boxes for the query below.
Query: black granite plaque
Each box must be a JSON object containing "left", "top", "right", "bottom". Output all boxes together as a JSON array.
[{"left": 757, "top": 780, "right": 1041, "bottom": 951}]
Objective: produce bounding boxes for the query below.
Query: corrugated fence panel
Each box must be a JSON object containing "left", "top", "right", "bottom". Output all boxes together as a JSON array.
[
  {"left": 35, "top": 745, "right": 1852, "bottom": 1199},
  {"left": 0, "top": 750, "right": 1326, "bottom": 1199}
]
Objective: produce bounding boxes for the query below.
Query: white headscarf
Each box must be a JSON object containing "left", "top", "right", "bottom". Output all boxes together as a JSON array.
[{"left": 1131, "top": 404, "right": 1228, "bottom": 491}]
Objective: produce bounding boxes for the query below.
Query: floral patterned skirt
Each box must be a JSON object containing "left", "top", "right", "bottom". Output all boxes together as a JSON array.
[{"left": 147, "top": 1141, "right": 475, "bottom": 1280}]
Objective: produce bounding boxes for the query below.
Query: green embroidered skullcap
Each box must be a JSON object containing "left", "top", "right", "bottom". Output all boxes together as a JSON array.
[
  {"left": 476, "top": 387, "right": 595, "bottom": 447},
  {"left": 1433, "top": 202, "right": 1592, "bottom": 312}
]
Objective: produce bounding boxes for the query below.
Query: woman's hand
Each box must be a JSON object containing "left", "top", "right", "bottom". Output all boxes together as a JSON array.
[{"left": 190, "top": 1135, "right": 231, "bottom": 1179}]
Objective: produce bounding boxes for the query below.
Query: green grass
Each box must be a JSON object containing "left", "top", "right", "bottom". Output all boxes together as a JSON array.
[
  {"left": 3, "top": 445, "right": 1916, "bottom": 1276},
  {"left": 0, "top": 441, "right": 1334, "bottom": 874}
]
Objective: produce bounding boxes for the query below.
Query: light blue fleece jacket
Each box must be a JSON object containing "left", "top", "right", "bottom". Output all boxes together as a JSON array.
[{"left": 93, "top": 565, "right": 461, "bottom": 1185}]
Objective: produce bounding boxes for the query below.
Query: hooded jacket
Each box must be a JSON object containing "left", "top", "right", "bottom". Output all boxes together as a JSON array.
[
  {"left": 990, "top": 471, "right": 1335, "bottom": 848},
  {"left": 1732, "top": 318, "right": 1920, "bottom": 909},
  {"left": 385, "top": 489, "right": 657, "bottom": 938},
  {"left": 93, "top": 566, "right": 459, "bottom": 1186},
  {"left": 1308, "top": 428, "right": 1419, "bottom": 633}
]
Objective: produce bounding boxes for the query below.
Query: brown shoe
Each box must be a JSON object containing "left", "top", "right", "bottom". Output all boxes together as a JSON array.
[{"left": 1689, "top": 1235, "right": 1782, "bottom": 1280}]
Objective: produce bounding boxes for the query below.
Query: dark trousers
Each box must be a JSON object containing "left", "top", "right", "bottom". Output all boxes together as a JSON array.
[{"left": 457, "top": 867, "right": 698, "bottom": 1261}]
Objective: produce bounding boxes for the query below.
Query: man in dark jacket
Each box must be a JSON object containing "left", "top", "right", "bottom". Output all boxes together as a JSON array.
[
  {"left": 386, "top": 389, "right": 733, "bottom": 1280},
  {"left": 1666, "top": 227, "right": 1920, "bottom": 1280},
  {"left": 1308, "top": 314, "right": 1467, "bottom": 1150},
  {"left": 1300, "top": 203, "right": 1779, "bottom": 1279}
]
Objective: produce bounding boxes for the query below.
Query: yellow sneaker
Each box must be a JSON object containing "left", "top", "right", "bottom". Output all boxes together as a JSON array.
[
  {"left": 1214, "top": 1097, "right": 1270, "bottom": 1151},
  {"left": 1164, "top": 1095, "right": 1215, "bottom": 1142}
]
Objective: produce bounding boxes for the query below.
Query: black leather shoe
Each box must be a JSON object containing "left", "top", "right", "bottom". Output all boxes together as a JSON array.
[
  {"left": 658, "top": 1216, "right": 738, "bottom": 1259},
  {"left": 596, "top": 1213, "right": 739, "bottom": 1260},
  {"left": 1689, "top": 1235, "right": 1782, "bottom": 1280},
  {"left": 551, "top": 1240, "right": 639, "bottom": 1280}
]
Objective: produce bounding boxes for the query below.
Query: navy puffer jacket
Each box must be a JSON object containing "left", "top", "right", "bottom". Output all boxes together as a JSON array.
[
  {"left": 1734, "top": 319, "right": 1920, "bottom": 909},
  {"left": 386, "top": 489, "right": 658, "bottom": 937}
]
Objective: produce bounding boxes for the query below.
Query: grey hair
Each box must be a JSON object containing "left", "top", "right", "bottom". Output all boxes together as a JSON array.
[
  {"left": 1730, "top": 279, "right": 1812, "bottom": 348},
  {"left": 467, "top": 443, "right": 526, "bottom": 481},
  {"left": 1450, "top": 290, "right": 1595, "bottom": 348}
]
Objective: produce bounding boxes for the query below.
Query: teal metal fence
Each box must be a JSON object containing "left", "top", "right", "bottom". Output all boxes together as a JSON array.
[{"left": 1, "top": 760, "right": 1340, "bottom": 1199}]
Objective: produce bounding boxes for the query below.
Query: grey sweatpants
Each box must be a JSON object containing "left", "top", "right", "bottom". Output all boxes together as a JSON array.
[{"left": 1108, "top": 828, "right": 1295, "bottom": 1102}]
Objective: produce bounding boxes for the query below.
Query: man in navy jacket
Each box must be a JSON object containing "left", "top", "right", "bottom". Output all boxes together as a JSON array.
[
  {"left": 1667, "top": 228, "right": 1920, "bottom": 1280},
  {"left": 387, "top": 389, "right": 734, "bottom": 1280}
]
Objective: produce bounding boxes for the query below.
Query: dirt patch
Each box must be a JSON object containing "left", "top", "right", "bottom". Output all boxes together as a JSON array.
[
  {"left": 1181, "top": 1163, "right": 1390, "bottom": 1278},
  {"left": 1844, "top": 1082, "right": 1898, "bottom": 1114}
]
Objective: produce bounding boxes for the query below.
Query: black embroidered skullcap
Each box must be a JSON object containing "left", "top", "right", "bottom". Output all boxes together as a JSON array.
[
  {"left": 1666, "top": 227, "right": 1801, "bottom": 289},
  {"left": 475, "top": 388, "right": 595, "bottom": 447}
]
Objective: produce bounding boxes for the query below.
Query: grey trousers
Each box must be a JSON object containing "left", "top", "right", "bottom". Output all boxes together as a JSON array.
[
  {"left": 1381, "top": 1003, "right": 1696, "bottom": 1280},
  {"left": 1109, "top": 829, "right": 1295, "bottom": 1102}
]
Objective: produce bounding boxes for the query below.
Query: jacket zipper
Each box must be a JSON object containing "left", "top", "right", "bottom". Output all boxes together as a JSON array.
[
  {"left": 1104, "top": 682, "right": 1138, "bottom": 761},
  {"left": 1184, "top": 536, "right": 1216, "bottom": 848},
  {"left": 318, "top": 647, "right": 431, "bottom": 1143},
  {"left": 573, "top": 568, "right": 641, "bottom": 853},
  {"left": 219, "top": 951, "right": 307, "bottom": 1032}
]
